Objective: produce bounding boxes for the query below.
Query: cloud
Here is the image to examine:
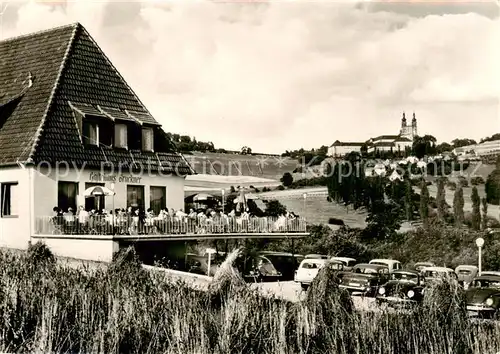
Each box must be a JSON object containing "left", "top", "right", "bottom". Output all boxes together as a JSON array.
[{"left": 2, "top": 1, "right": 499, "bottom": 153}]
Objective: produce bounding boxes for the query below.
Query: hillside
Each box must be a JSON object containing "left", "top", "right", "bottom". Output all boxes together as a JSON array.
[{"left": 184, "top": 152, "right": 298, "bottom": 180}]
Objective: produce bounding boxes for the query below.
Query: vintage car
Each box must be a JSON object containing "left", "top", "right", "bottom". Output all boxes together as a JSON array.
[
  {"left": 331, "top": 257, "right": 357, "bottom": 271},
  {"left": 339, "top": 263, "right": 390, "bottom": 296},
  {"left": 455, "top": 265, "right": 479, "bottom": 289},
  {"left": 421, "top": 266, "right": 458, "bottom": 286},
  {"left": 414, "top": 262, "right": 435, "bottom": 273},
  {"left": 369, "top": 259, "right": 403, "bottom": 273},
  {"left": 294, "top": 258, "right": 344, "bottom": 291},
  {"left": 376, "top": 270, "right": 424, "bottom": 306},
  {"left": 258, "top": 251, "right": 304, "bottom": 281},
  {"left": 466, "top": 275, "right": 500, "bottom": 318},
  {"left": 305, "top": 254, "right": 329, "bottom": 260},
  {"left": 240, "top": 255, "right": 282, "bottom": 283}
]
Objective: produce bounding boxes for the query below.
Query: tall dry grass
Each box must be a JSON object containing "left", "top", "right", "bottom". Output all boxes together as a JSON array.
[{"left": 0, "top": 244, "right": 499, "bottom": 353}]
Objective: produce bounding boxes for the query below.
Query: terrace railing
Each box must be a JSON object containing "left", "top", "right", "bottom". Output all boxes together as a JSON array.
[{"left": 34, "top": 215, "right": 307, "bottom": 237}]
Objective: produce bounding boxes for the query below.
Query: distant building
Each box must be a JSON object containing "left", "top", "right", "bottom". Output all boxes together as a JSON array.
[
  {"left": 328, "top": 112, "right": 417, "bottom": 157},
  {"left": 327, "top": 141, "right": 364, "bottom": 157},
  {"left": 453, "top": 140, "right": 500, "bottom": 157}
]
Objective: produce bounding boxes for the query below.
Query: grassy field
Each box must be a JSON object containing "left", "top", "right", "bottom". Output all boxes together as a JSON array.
[{"left": 2, "top": 245, "right": 500, "bottom": 354}]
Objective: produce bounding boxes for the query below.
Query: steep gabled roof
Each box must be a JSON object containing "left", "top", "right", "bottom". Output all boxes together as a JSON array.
[
  {"left": 0, "top": 23, "right": 193, "bottom": 174},
  {"left": 394, "top": 136, "right": 412, "bottom": 142}
]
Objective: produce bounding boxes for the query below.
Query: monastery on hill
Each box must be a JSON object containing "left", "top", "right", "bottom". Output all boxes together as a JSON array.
[{"left": 328, "top": 112, "right": 418, "bottom": 157}]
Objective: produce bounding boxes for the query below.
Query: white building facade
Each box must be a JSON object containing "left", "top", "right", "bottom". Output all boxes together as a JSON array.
[{"left": 0, "top": 23, "right": 193, "bottom": 261}]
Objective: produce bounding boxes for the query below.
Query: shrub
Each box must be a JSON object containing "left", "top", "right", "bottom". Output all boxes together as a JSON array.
[
  {"left": 26, "top": 241, "right": 56, "bottom": 269},
  {"left": 446, "top": 181, "right": 457, "bottom": 190},
  {"left": 328, "top": 217, "right": 345, "bottom": 226},
  {"left": 471, "top": 176, "right": 485, "bottom": 185},
  {"left": 276, "top": 185, "right": 285, "bottom": 191},
  {"left": 263, "top": 199, "right": 287, "bottom": 217},
  {"left": 280, "top": 172, "right": 294, "bottom": 187},
  {"left": 485, "top": 168, "right": 500, "bottom": 205},
  {"left": 458, "top": 176, "right": 468, "bottom": 188}
]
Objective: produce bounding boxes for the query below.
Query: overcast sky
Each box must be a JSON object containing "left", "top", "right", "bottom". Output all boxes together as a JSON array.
[{"left": 1, "top": 0, "right": 499, "bottom": 154}]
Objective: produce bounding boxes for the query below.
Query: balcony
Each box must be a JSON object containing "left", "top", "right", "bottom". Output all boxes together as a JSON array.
[{"left": 34, "top": 215, "right": 308, "bottom": 241}]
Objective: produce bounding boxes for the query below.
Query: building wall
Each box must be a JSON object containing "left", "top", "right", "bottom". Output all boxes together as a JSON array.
[
  {"left": 330, "top": 145, "right": 362, "bottom": 156},
  {"left": 31, "top": 236, "right": 118, "bottom": 262},
  {"left": 0, "top": 167, "right": 32, "bottom": 250},
  {"left": 33, "top": 167, "right": 186, "bottom": 216}
]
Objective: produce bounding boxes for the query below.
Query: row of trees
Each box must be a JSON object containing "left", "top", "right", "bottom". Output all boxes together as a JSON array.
[{"left": 325, "top": 153, "right": 494, "bottom": 241}]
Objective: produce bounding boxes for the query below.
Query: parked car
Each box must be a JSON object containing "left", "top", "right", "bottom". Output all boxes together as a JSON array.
[
  {"left": 258, "top": 251, "right": 304, "bottom": 281},
  {"left": 241, "top": 255, "right": 282, "bottom": 283},
  {"left": 376, "top": 270, "right": 424, "bottom": 306},
  {"left": 481, "top": 271, "right": 500, "bottom": 277},
  {"left": 455, "top": 265, "right": 478, "bottom": 289},
  {"left": 331, "top": 257, "right": 357, "bottom": 271},
  {"left": 369, "top": 259, "right": 403, "bottom": 273},
  {"left": 339, "top": 264, "right": 390, "bottom": 296},
  {"left": 414, "top": 262, "right": 435, "bottom": 273},
  {"left": 305, "top": 254, "right": 329, "bottom": 260},
  {"left": 294, "top": 259, "right": 344, "bottom": 291},
  {"left": 465, "top": 275, "right": 500, "bottom": 318},
  {"left": 186, "top": 253, "right": 222, "bottom": 276},
  {"left": 421, "top": 267, "right": 458, "bottom": 286}
]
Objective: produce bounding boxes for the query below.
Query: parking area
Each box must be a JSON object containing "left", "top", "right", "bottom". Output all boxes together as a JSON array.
[{"left": 251, "top": 281, "right": 380, "bottom": 311}]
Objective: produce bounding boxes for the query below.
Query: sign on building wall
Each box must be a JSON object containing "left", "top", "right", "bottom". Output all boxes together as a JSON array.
[{"left": 89, "top": 172, "right": 142, "bottom": 184}]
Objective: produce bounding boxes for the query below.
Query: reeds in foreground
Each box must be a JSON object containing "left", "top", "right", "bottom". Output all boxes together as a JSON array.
[{"left": 0, "top": 244, "right": 499, "bottom": 353}]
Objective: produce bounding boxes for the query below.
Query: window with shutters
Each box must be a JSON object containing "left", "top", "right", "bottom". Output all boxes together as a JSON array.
[
  {"left": 114, "top": 123, "right": 128, "bottom": 148},
  {"left": 142, "top": 127, "right": 154, "bottom": 152},
  {"left": 1, "top": 182, "right": 18, "bottom": 217}
]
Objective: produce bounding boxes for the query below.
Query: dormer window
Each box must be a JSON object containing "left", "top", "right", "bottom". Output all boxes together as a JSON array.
[
  {"left": 115, "top": 123, "right": 128, "bottom": 148},
  {"left": 142, "top": 127, "right": 154, "bottom": 152},
  {"left": 83, "top": 121, "right": 99, "bottom": 146}
]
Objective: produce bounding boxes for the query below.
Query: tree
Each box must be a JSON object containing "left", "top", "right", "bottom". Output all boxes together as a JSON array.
[
  {"left": 280, "top": 172, "right": 294, "bottom": 187},
  {"left": 419, "top": 180, "right": 430, "bottom": 227},
  {"left": 363, "top": 200, "right": 402, "bottom": 241},
  {"left": 481, "top": 197, "right": 488, "bottom": 230},
  {"left": 412, "top": 135, "right": 437, "bottom": 158},
  {"left": 404, "top": 179, "right": 414, "bottom": 221},
  {"left": 453, "top": 185, "right": 465, "bottom": 227},
  {"left": 471, "top": 186, "right": 481, "bottom": 231},
  {"left": 241, "top": 146, "right": 252, "bottom": 155},
  {"left": 436, "top": 142, "right": 453, "bottom": 153},
  {"left": 263, "top": 200, "right": 287, "bottom": 217},
  {"left": 436, "top": 178, "right": 446, "bottom": 221},
  {"left": 452, "top": 138, "right": 477, "bottom": 148},
  {"left": 485, "top": 158, "right": 500, "bottom": 205}
]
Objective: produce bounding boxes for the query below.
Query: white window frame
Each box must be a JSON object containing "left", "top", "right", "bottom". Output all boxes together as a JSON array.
[
  {"left": 114, "top": 123, "right": 128, "bottom": 149},
  {"left": 1, "top": 182, "right": 19, "bottom": 218}
]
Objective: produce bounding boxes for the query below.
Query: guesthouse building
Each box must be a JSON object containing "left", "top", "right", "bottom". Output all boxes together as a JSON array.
[{"left": 0, "top": 23, "right": 194, "bottom": 258}]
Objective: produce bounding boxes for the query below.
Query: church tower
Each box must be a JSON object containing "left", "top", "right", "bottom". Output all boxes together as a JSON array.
[
  {"left": 411, "top": 112, "right": 417, "bottom": 138},
  {"left": 399, "top": 112, "right": 412, "bottom": 139}
]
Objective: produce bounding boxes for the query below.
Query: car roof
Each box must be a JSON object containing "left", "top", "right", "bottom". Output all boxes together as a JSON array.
[
  {"left": 481, "top": 271, "right": 500, "bottom": 276},
  {"left": 455, "top": 265, "right": 478, "bottom": 270},
  {"left": 422, "top": 267, "right": 454, "bottom": 272},
  {"left": 331, "top": 257, "right": 356, "bottom": 262},
  {"left": 393, "top": 270, "right": 419, "bottom": 276},
  {"left": 300, "top": 258, "right": 327, "bottom": 264},
  {"left": 354, "top": 263, "right": 388, "bottom": 269},
  {"left": 473, "top": 275, "right": 500, "bottom": 282},
  {"left": 305, "top": 254, "right": 328, "bottom": 259},
  {"left": 415, "top": 262, "right": 434, "bottom": 266},
  {"left": 370, "top": 259, "right": 401, "bottom": 264}
]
